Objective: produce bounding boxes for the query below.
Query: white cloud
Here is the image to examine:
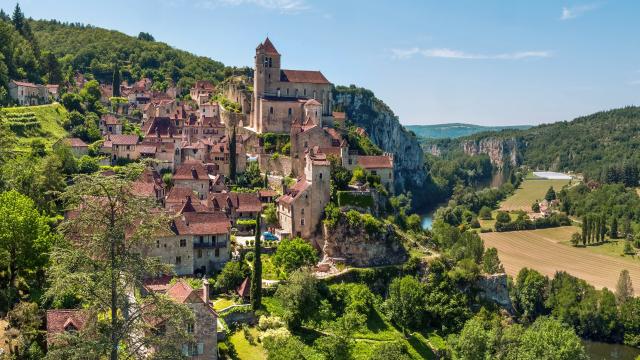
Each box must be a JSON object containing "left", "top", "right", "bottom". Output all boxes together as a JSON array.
[
  {"left": 561, "top": 4, "right": 598, "bottom": 20},
  {"left": 196, "top": 0, "right": 309, "bottom": 13},
  {"left": 391, "top": 47, "right": 551, "bottom": 60}
]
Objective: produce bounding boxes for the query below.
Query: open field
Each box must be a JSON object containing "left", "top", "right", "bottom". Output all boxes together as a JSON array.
[
  {"left": 499, "top": 178, "right": 572, "bottom": 211},
  {"left": 481, "top": 226, "right": 640, "bottom": 293}
]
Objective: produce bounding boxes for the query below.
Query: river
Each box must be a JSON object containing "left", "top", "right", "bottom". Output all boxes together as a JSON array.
[{"left": 583, "top": 340, "right": 640, "bottom": 359}]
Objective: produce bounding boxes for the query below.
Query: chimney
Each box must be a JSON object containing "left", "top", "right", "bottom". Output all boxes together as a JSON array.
[{"left": 202, "top": 276, "right": 210, "bottom": 305}]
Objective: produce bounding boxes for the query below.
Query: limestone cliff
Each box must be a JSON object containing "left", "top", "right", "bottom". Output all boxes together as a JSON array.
[
  {"left": 474, "top": 273, "right": 515, "bottom": 313},
  {"left": 333, "top": 86, "right": 427, "bottom": 196},
  {"left": 461, "top": 137, "right": 524, "bottom": 169},
  {"left": 321, "top": 215, "right": 407, "bottom": 267}
]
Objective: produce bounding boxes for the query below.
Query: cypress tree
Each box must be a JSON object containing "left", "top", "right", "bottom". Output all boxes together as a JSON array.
[
  {"left": 599, "top": 214, "right": 606, "bottom": 243},
  {"left": 250, "top": 214, "right": 262, "bottom": 310},
  {"left": 582, "top": 216, "right": 588, "bottom": 246},
  {"left": 611, "top": 217, "right": 619, "bottom": 239},
  {"left": 229, "top": 126, "right": 237, "bottom": 183},
  {"left": 112, "top": 63, "right": 121, "bottom": 97}
]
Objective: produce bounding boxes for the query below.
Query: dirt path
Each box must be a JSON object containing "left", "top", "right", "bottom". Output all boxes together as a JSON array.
[{"left": 481, "top": 227, "right": 640, "bottom": 294}]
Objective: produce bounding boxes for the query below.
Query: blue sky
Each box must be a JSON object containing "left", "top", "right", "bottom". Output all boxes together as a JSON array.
[{"left": 3, "top": 0, "right": 640, "bottom": 125}]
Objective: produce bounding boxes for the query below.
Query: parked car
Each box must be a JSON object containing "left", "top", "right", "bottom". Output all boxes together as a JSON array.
[{"left": 262, "top": 231, "right": 279, "bottom": 241}]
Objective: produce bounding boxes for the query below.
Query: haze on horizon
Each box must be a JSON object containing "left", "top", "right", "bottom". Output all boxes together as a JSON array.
[{"left": 4, "top": 0, "right": 639, "bottom": 126}]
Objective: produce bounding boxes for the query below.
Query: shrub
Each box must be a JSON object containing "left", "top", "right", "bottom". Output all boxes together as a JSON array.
[
  {"left": 496, "top": 211, "right": 511, "bottom": 224},
  {"left": 258, "top": 315, "right": 286, "bottom": 331},
  {"left": 337, "top": 191, "right": 373, "bottom": 208},
  {"left": 245, "top": 251, "right": 255, "bottom": 262}
]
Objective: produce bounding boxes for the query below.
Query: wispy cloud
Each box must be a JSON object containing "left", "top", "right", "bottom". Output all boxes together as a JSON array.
[
  {"left": 561, "top": 4, "right": 598, "bottom": 20},
  {"left": 196, "top": 0, "right": 309, "bottom": 13},
  {"left": 391, "top": 47, "right": 552, "bottom": 60}
]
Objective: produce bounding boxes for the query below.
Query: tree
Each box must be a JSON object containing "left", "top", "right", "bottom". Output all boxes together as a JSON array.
[
  {"left": 384, "top": 275, "right": 426, "bottom": 333},
  {"left": 314, "top": 311, "right": 364, "bottom": 360},
  {"left": 477, "top": 206, "right": 492, "bottom": 220},
  {"left": 275, "top": 269, "right": 321, "bottom": 329},
  {"left": 514, "top": 268, "right": 547, "bottom": 322},
  {"left": 495, "top": 211, "right": 510, "bottom": 224},
  {"left": 623, "top": 240, "right": 635, "bottom": 255},
  {"left": 111, "top": 63, "right": 120, "bottom": 97},
  {"left": 531, "top": 202, "right": 540, "bottom": 213},
  {"left": 367, "top": 341, "right": 412, "bottom": 360},
  {"left": 11, "top": 4, "right": 24, "bottom": 35},
  {"left": 250, "top": 214, "right": 262, "bottom": 310},
  {"left": 545, "top": 186, "right": 556, "bottom": 202},
  {"left": 610, "top": 217, "right": 619, "bottom": 239},
  {"left": 137, "top": 32, "right": 155, "bottom": 41},
  {"left": 621, "top": 298, "right": 640, "bottom": 347},
  {"left": 482, "top": 247, "right": 504, "bottom": 274},
  {"left": 5, "top": 302, "right": 44, "bottom": 359},
  {"left": 0, "top": 190, "right": 52, "bottom": 309},
  {"left": 518, "top": 317, "right": 587, "bottom": 360},
  {"left": 215, "top": 261, "right": 249, "bottom": 293},
  {"left": 272, "top": 237, "right": 318, "bottom": 275},
  {"left": 570, "top": 232, "right": 581, "bottom": 247},
  {"left": 263, "top": 202, "right": 278, "bottom": 228},
  {"left": 229, "top": 126, "right": 237, "bottom": 182},
  {"left": 616, "top": 269, "right": 634, "bottom": 305},
  {"left": 47, "top": 172, "right": 193, "bottom": 359},
  {"left": 449, "top": 316, "right": 491, "bottom": 360},
  {"left": 61, "top": 93, "right": 84, "bottom": 113},
  {"left": 42, "top": 51, "right": 62, "bottom": 84},
  {"left": 80, "top": 79, "right": 101, "bottom": 104}
]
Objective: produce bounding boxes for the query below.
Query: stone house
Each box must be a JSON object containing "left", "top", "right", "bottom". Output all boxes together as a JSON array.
[
  {"left": 46, "top": 309, "right": 89, "bottom": 348},
  {"left": 131, "top": 168, "right": 166, "bottom": 204},
  {"left": 190, "top": 81, "right": 215, "bottom": 105},
  {"left": 146, "top": 279, "right": 218, "bottom": 360},
  {"left": 8, "top": 80, "right": 52, "bottom": 105},
  {"left": 55, "top": 137, "right": 89, "bottom": 157},
  {"left": 173, "top": 161, "right": 211, "bottom": 200},
  {"left": 99, "top": 114, "right": 123, "bottom": 135},
  {"left": 102, "top": 134, "right": 140, "bottom": 164},
  {"left": 209, "top": 192, "right": 263, "bottom": 225},
  {"left": 249, "top": 38, "right": 334, "bottom": 134},
  {"left": 150, "top": 196, "right": 231, "bottom": 275},
  {"left": 277, "top": 148, "right": 330, "bottom": 239}
]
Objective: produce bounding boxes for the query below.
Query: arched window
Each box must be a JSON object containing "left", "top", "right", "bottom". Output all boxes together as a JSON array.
[
  {"left": 288, "top": 108, "right": 292, "bottom": 115},
  {"left": 313, "top": 90, "right": 317, "bottom": 99},
  {"left": 303, "top": 89, "right": 307, "bottom": 96},
  {"left": 269, "top": 107, "right": 274, "bottom": 114},
  {"left": 319, "top": 173, "right": 323, "bottom": 180}
]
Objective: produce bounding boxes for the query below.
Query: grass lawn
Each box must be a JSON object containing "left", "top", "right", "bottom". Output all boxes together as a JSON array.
[
  {"left": 262, "top": 296, "right": 285, "bottom": 316},
  {"left": 499, "top": 178, "right": 572, "bottom": 211},
  {"left": 228, "top": 327, "right": 266, "bottom": 360},
  {"left": 479, "top": 211, "right": 518, "bottom": 231},
  {"left": 0, "top": 103, "right": 69, "bottom": 152},
  {"left": 247, "top": 254, "right": 283, "bottom": 281},
  {"left": 212, "top": 296, "right": 237, "bottom": 311}
]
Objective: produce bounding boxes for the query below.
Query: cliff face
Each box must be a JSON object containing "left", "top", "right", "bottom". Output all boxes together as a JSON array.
[
  {"left": 474, "top": 274, "right": 515, "bottom": 314},
  {"left": 333, "top": 86, "right": 427, "bottom": 195},
  {"left": 461, "top": 137, "right": 524, "bottom": 169},
  {"left": 322, "top": 218, "right": 407, "bottom": 267}
]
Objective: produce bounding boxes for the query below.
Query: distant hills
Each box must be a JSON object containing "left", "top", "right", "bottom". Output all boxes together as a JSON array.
[{"left": 405, "top": 123, "right": 532, "bottom": 139}]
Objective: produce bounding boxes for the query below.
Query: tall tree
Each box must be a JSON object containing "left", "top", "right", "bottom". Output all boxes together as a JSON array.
[
  {"left": 610, "top": 217, "right": 619, "bottom": 239},
  {"left": 384, "top": 275, "right": 426, "bottom": 334},
  {"left": 47, "top": 172, "right": 193, "bottom": 359},
  {"left": 616, "top": 269, "right": 634, "bottom": 305},
  {"left": 250, "top": 214, "right": 262, "bottom": 310},
  {"left": 11, "top": 4, "right": 24, "bottom": 35},
  {"left": 0, "top": 190, "right": 52, "bottom": 309},
  {"left": 229, "top": 126, "right": 237, "bottom": 182},
  {"left": 111, "top": 62, "right": 120, "bottom": 97}
]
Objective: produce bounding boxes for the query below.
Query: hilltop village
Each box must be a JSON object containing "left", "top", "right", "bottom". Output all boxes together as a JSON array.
[{"left": 7, "top": 38, "right": 401, "bottom": 357}]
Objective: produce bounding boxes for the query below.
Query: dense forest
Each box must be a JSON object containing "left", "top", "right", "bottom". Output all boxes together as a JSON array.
[{"left": 428, "top": 106, "right": 640, "bottom": 183}]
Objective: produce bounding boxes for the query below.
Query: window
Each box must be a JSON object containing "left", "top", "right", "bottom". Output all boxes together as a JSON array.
[
  {"left": 187, "top": 323, "right": 194, "bottom": 333},
  {"left": 156, "top": 240, "right": 160, "bottom": 248},
  {"left": 197, "top": 249, "right": 202, "bottom": 258},
  {"left": 301, "top": 208, "right": 305, "bottom": 215},
  {"left": 313, "top": 90, "right": 317, "bottom": 99},
  {"left": 371, "top": 170, "right": 378, "bottom": 176},
  {"left": 319, "top": 173, "right": 323, "bottom": 180},
  {"left": 199, "top": 236, "right": 204, "bottom": 243},
  {"left": 286, "top": 88, "right": 290, "bottom": 96},
  {"left": 301, "top": 218, "right": 305, "bottom": 226},
  {"left": 180, "top": 239, "right": 187, "bottom": 247},
  {"left": 303, "top": 89, "right": 307, "bottom": 96},
  {"left": 215, "top": 248, "right": 220, "bottom": 257},
  {"left": 268, "top": 57, "right": 273, "bottom": 67},
  {"left": 176, "top": 256, "right": 182, "bottom": 265},
  {"left": 348, "top": 159, "right": 353, "bottom": 165},
  {"left": 288, "top": 108, "right": 292, "bottom": 116}
]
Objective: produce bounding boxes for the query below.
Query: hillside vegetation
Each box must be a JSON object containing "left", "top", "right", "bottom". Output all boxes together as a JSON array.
[
  {"left": 434, "top": 106, "right": 640, "bottom": 181},
  {"left": 406, "top": 123, "right": 531, "bottom": 139},
  {"left": 0, "top": 103, "right": 68, "bottom": 151}
]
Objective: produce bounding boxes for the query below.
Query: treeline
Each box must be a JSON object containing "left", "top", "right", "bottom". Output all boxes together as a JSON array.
[
  {"left": 511, "top": 268, "right": 638, "bottom": 346},
  {"left": 494, "top": 211, "right": 571, "bottom": 232}
]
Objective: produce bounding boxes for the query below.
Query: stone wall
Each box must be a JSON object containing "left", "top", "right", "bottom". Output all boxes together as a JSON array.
[{"left": 258, "top": 154, "right": 292, "bottom": 177}]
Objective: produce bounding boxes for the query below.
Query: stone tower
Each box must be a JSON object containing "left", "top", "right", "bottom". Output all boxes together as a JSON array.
[
  {"left": 252, "top": 38, "right": 281, "bottom": 128},
  {"left": 304, "top": 99, "right": 322, "bottom": 127},
  {"left": 305, "top": 148, "right": 330, "bottom": 216}
]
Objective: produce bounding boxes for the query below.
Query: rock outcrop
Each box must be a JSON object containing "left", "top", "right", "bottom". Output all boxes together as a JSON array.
[
  {"left": 461, "top": 137, "right": 523, "bottom": 169},
  {"left": 333, "top": 86, "right": 427, "bottom": 196},
  {"left": 475, "top": 273, "right": 515, "bottom": 313},
  {"left": 321, "top": 216, "right": 407, "bottom": 267}
]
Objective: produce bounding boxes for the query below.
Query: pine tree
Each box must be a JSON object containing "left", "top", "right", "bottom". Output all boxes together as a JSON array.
[
  {"left": 611, "top": 217, "right": 619, "bottom": 239},
  {"left": 250, "top": 214, "right": 262, "bottom": 310},
  {"left": 0, "top": 9, "right": 10, "bottom": 22},
  {"left": 229, "top": 126, "right": 237, "bottom": 183},
  {"left": 615, "top": 269, "right": 634, "bottom": 304},
  {"left": 545, "top": 186, "right": 556, "bottom": 202},
  {"left": 112, "top": 63, "right": 121, "bottom": 97},
  {"left": 11, "top": 3, "right": 24, "bottom": 34}
]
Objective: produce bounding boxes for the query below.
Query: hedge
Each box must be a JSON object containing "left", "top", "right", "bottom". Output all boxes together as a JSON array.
[{"left": 337, "top": 191, "right": 374, "bottom": 208}]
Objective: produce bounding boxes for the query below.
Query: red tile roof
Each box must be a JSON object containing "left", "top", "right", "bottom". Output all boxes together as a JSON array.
[
  {"left": 278, "top": 179, "right": 310, "bottom": 205},
  {"left": 138, "top": 145, "right": 157, "bottom": 154},
  {"left": 210, "top": 192, "right": 262, "bottom": 213},
  {"left": 67, "top": 138, "right": 88, "bottom": 148},
  {"left": 174, "top": 161, "right": 209, "bottom": 181},
  {"left": 144, "top": 117, "right": 177, "bottom": 137},
  {"left": 332, "top": 111, "right": 346, "bottom": 120},
  {"left": 173, "top": 210, "right": 231, "bottom": 235},
  {"left": 166, "top": 186, "right": 197, "bottom": 205},
  {"left": 357, "top": 155, "right": 393, "bottom": 169},
  {"left": 280, "top": 70, "right": 330, "bottom": 84},
  {"left": 237, "top": 277, "right": 250, "bottom": 298},
  {"left": 46, "top": 310, "right": 89, "bottom": 343},
  {"left": 166, "top": 280, "right": 204, "bottom": 304},
  {"left": 102, "top": 114, "right": 120, "bottom": 126},
  {"left": 193, "top": 80, "right": 215, "bottom": 91},
  {"left": 304, "top": 99, "right": 322, "bottom": 106},
  {"left": 143, "top": 275, "right": 174, "bottom": 293},
  {"left": 11, "top": 80, "right": 38, "bottom": 88},
  {"left": 108, "top": 134, "right": 139, "bottom": 146},
  {"left": 257, "top": 37, "right": 279, "bottom": 55},
  {"left": 258, "top": 189, "right": 278, "bottom": 198}
]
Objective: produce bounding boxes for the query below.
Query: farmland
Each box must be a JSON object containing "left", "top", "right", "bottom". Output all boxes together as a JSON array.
[
  {"left": 481, "top": 226, "right": 640, "bottom": 292},
  {"left": 0, "top": 103, "right": 69, "bottom": 152},
  {"left": 499, "top": 177, "right": 573, "bottom": 211}
]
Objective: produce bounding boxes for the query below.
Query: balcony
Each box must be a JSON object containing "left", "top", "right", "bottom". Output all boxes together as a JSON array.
[{"left": 193, "top": 241, "right": 227, "bottom": 249}]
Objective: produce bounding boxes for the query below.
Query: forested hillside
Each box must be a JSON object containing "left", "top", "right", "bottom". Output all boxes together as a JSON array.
[{"left": 432, "top": 106, "right": 640, "bottom": 181}]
